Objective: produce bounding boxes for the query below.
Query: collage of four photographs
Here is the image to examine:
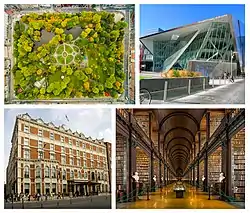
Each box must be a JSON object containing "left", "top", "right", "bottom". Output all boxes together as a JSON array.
[{"left": 3, "top": 2, "right": 246, "bottom": 210}]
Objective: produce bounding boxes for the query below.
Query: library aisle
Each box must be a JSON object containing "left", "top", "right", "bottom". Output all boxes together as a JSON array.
[
  {"left": 117, "top": 183, "right": 236, "bottom": 209},
  {"left": 116, "top": 109, "right": 245, "bottom": 209}
]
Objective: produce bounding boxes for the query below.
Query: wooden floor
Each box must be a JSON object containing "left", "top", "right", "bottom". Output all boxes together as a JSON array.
[{"left": 118, "top": 183, "right": 236, "bottom": 209}]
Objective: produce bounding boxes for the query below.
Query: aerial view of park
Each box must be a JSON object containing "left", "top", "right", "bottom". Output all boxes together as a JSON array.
[{"left": 12, "top": 11, "right": 128, "bottom": 100}]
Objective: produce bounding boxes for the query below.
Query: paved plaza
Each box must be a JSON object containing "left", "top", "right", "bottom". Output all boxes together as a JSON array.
[{"left": 4, "top": 194, "right": 111, "bottom": 209}]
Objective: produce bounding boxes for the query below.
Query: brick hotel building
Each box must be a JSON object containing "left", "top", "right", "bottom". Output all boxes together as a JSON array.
[{"left": 6, "top": 113, "right": 111, "bottom": 196}]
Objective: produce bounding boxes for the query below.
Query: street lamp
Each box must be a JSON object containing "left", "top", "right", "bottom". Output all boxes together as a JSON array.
[{"left": 231, "top": 50, "right": 238, "bottom": 78}]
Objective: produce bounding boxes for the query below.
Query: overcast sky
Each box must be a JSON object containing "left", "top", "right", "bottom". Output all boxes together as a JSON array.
[{"left": 4, "top": 108, "right": 112, "bottom": 182}]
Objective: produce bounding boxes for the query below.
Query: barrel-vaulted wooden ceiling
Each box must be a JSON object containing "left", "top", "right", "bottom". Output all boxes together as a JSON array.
[{"left": 134, "top": 109, "right": 207, "bottom": 175}]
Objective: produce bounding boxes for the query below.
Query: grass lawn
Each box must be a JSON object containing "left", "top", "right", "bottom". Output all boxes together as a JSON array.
[
  {"left": 65, "top": 44, "right": 73, "bottom": 54},
  {"left": 66, "top": 55, "right": 74, "bottom": 64},
  {"left": 57, "top": 45, "right": 64, "bottom": 54}
]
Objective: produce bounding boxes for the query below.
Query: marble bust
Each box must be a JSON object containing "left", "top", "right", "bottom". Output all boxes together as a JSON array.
[
  {"left": 219, "top": 173, "right": 225, "bottom": 183},
  {"left": 132, "top": 172, "right": 139, "bottom": 182}
]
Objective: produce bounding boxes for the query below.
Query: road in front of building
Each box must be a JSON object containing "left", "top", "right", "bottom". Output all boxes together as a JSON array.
[
  {"left": 150, "top": 79, "right": 245, "bottom": 104},
  {"left": 4, "top": 195, "right": 111, "bottom": 209}
]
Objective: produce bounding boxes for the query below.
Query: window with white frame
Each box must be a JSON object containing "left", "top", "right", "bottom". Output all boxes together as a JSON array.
[
  {"left": 24, "top": 138, "right": 29, "bottom": 146},
  {"left": 24, "top": 165, "right": 29, "bottom": 178},
  {"left": 76, "top": 141, "right": 79, "bottom": 147},
  {"left": 90, "top": 154, "right": 93, "bottom": 160},
  {"left": 24, "top": 125, "right": 29, "bottom": 133},
  {"left": 70, "top": 170, "right": 74, "bottom": 179},
  {"left": 91, "top": 161, "right": 93, "bottom": 168},
  {"left": 38, "top": 140, "right": 43, "bottom": 149},
  {"left": 38, "top": 151, "right": 43, "bottom": 159},
  {"left": 38, "top": 129, "right": 43, "bottom": 137},
  {"left": 97, "top": 155, "right": 99, "bottom": 160},
  {"left": 82, "top": 143, "right": 86, "bottom": 149},
  {"left": 61, "top": 146, "right": 65, "bottom": 153},
  {"left": 50, "top": 144, "right": 54, "bottom": 151},
  {"left": 50, "top": 153, "right": 55, "bottom": 160},
  {"left": 69, "top": 148, "right": 72, "bottom": 155},
  {"left": 36, "top": 166, "right": 41, "bottom": 178},
  {"left": 61, "top": 156, "right": 66, "bottom": 164},
  {"left": 84, "top": 160, "right": 86, "bottom": 167},
  {"left": 78, "top": 171, "right": 81, "bottom": 178},
  {"left": 92, "top": 145, "right": 95, "bottom": 151},
  {"left": 70, "top": 158, "right": 73, "bottom": 165},
  {"left": 98, "top": 162, "right": 100, "bottom": 168},
  {"left": 77, "top": 159, "right": 80, "bottom": 166},
  {"left": 24, "top": 149, "right": 30, "bottom": 159},
  {"left": 83, "top": 152, "right": 86, "bottom": 158},
  {"left": 62, "top": 170, "right": 66, "bottom": 180},
  {"left": 69, "top": 138, "right": 72, "bottom": 146},
  {"left": 61, "top": 136, "right": 64, "bottom": 143},
  {"left": 45, "top": 166, "right": 50, "bottom": 178},
  {"left": 84, "top": 172, "right": 87, "bottom": 179},
  {"left": 90, "top": 145, "right": 92, "bottom": 151},
  {"left": 52, "top": 166, "right": 56, "bottom": 178},
  {"left": 50, "top": 132, "right": 54, "bottom": 140},
  {"left": 77, "top": 150, "right": 79, "bottom": 156}
]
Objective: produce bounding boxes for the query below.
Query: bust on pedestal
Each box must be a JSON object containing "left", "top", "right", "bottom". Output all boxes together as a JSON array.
[
  {"left": 202, "top": 175, "right": 206, "bottom": 191},
  {"left": 132, "top": 172, "right": 139, "bottom": 201},
  {"left": 152, "top": 175, "right": 157, "bottom": 192},
  {"left": 218, "top": 173, "right": 226, "bottom": 200}
]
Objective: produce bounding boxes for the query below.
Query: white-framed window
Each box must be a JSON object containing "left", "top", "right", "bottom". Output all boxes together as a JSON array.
[
  {"left": 50, "top": 153, "right": 55, "bottom": 160},
  {"left": 91, "top": 161, "right": 93, "bottom": 168},
  {"left": 90, "top": 145, "right": 92, "bottom": 151},
  {"left": 50, "top": 144, "right": 54, "bottom": 151},
  {"left": 70, "top": 158, "right": 73, "bottom": 165},
  {"left": 61, "top": 146, "right": 65, "bottom": 153},
  {"left": 82, "top": 143, "right": 86, "bottom": 149},
  {"left": 61, "top": 156, "right": 66, "bottom": 164},
  {"left": 77, "top": 159, "right": 80, "bottom": 166},
  {"left": 69, "top": 148, "right": 72, "bottom": 155},
  {"left": 84, "top": 160, "right": 86, "bottom": 167},
  {"left": 38, "top": 151, "right": 44, "bottom": 159},
  {"left": 98, "top": 162, "right": 100, "bottom": 168},
  {"left": 45, "top": 166, "right": 50, "bottom": 178},
  {"left": 78, "top": 171, "right": 81, "bottom": 178},
  {"left": 84, "top": 172, "right": 87, "bottom": 179},
  {"left": 90, "top": 154, "right": 93, "bottom": 160},
  {"left": 50, "top": 132, "right": 54, "bottom": 140},
  {"left": 70, "top": 170, "right": 74, "bottom": 179},
  {"left": 24, "top": 138, "right": 29, "bottom": 146},
  {"left": 97, "top": 155, "right": 99, "bottom": 160},
  {"left": 38, "top": 140, "right": 43, "bottom": 148},
  {"left": 92, "top": 146, "right": 95, "bottom": 151},
  {"left": 61, "top": 136, "right": 64, "bottom": 143},
  {"left": 69, "top": 140, "right": 72, "bottom": 146},
  {"left": 76, "top": 141, "right": 79, "bottom": 147},
  {"left": 24, "top": 149, "right": 30, "bottom": 159},
  {"left": 52, "top": 166, "right": 56, "bottom": 178},
  {"left": 83, "top": 153, "right": 86, "bottom": 158},
  {"left": 77, "top": 150, "right": 79, "bottom": 156},
  {"left": 38, "top": 129, "right": 43, "bottom": 137},
  {"left": 62, "top": 170, "right": 66, "bottom": 180},
  {"left": 24, "top": 165, "right": 29, "bottom": 178},
  {"left": 24, "top": 125, "right": 29, "bottom": 133}
]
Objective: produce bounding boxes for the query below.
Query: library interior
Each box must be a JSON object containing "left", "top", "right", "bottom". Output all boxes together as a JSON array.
[{"left": 116, "top": 109, "right": 245, "bottom": 209}]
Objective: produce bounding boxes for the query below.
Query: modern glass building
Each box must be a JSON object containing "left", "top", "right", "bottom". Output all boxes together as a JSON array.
[{"left": 140, "top": 15, "right": 243, "bottom": 77}]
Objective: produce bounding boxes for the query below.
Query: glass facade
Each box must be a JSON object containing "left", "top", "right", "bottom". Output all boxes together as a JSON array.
[{"left": 151, "top": 22, "right": 236, "bottom": 72}]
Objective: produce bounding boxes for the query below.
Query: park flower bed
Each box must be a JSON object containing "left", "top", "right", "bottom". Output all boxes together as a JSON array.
[
  {"left": 161, "top": 69, "right": 202, "bottom": 78},
  {"left": 12, "top": 11, "right": 128, "bottom": 100}
]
